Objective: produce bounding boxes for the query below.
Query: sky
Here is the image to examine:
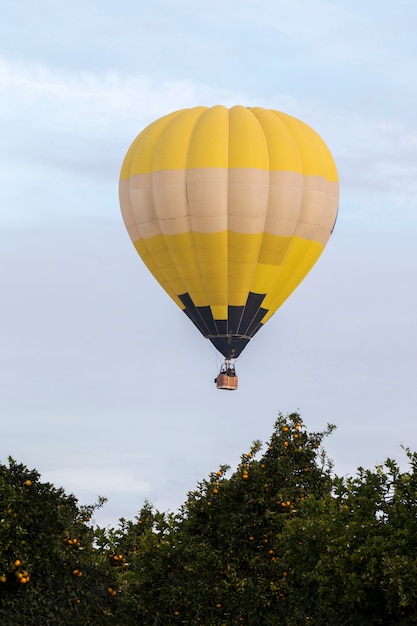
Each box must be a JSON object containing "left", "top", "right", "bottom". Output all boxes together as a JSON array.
[{"left": 1, "top": 0, "right": 417, "bottom": 527}]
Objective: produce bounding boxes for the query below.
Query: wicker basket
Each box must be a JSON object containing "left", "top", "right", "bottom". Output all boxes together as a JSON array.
[{"left": 216, "top": 373, "right": 238, "bottom": 390}]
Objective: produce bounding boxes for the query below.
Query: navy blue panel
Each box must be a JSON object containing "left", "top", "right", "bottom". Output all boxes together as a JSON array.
[
  {"left": 178, "top": 291, "right": 269, "bottom": 359},
  {"left": 237, "top": 292, "right": 266, "bottom": 335},
  {"left": 178, "top": 292, "right": 195, "bottom": 311},
  {"left": 215, "top": 319, "right": 228, "bottom": 335},
  {"left": 209, "top": 336, "right": 250, "bottom": 359},
  {"left": 197, "top": 306, "right": 218, "bottom": 335},
  {"left": 249, "top": 322, "right": 263, "bottom": 337},
  {"left": 227, "top": 306, "right": 244, "bottom": 334},
  {"left": 178, "top": 293, "right": 211, "bottom": 337},
  {"left": 246, "top": 307, "right": 268, "bottom": 336}
]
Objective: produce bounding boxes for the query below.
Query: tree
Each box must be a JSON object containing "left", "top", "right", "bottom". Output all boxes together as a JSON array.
[
  {"left": 281, "top": 451, "right": 417, "bottom": 624},
  {"left": 105, "top": 412, "right": 335, "bottom": 625},
  {"left": 0, "top": 458, "right": 114, "bottom": 625},
  {"left": 3, "top": 412, "right": 417, "bottom": 625},
  {"left": 103, "top": 412, "right": 417, "bottom": 625}
]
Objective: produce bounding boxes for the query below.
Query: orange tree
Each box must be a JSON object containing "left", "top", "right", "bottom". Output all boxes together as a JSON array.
[
  {"left": 102, "top": 412, "right": 336, "bottom": 624},
  {"left": 102, "top": 412, "right": 417, "bottom": 625},
  {"left": 279, "top": 450, "right": 417, "bottom": 624},
  {"left": 0, "top": 458, "right": 115, "bottom": 625},
  {"left": 4, "top": 413, "right": 417, "bottom": 625}
]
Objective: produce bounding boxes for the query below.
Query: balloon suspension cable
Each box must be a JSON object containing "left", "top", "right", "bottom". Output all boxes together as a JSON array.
[{"left": 214, "top": 359, "right": 238, "bottom": 391}]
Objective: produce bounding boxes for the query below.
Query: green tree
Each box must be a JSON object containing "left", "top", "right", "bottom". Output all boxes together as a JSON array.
[
  {"left": 106, "top": 412, "right": 335, "bottom": 625},
  {"left": 0, "top": 458, "right": 114, "bottom": 625},
  {"left": 104, "top": 412, "right": 417, "bottom": 625},
  {"left": 4, "top": 412, "right": 417, "bottom": 625},
  {"left": 281, "top": 451, "right": 417, "bottom": 624}
]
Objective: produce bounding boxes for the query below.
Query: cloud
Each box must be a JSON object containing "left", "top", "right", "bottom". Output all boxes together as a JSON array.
[
  {"left": 330, "top": 114, "right": 417, "bottom": 222},
  {"left": 172, "top": 0, "right": 392, "bottom": 68},
  {"left": 0, "top": 56, "right": 245, "bottom": 213},
  {"left": 1, "top": 55, "right": 416, "bottom": 229},
  {"left": 0, "top": 56, "right": 240, "bottom": 131}
]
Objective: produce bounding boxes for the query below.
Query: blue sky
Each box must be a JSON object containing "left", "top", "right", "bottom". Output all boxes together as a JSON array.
[{"left": 1, "top": 0, "right": 416, "bottom": 526}]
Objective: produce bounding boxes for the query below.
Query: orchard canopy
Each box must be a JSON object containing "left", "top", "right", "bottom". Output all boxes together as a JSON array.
[{"left": 2, "top": 412, "right": 417, "bottom": 625}]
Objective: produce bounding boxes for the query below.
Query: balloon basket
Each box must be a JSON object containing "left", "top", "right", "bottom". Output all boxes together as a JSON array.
[{"left": 214, "top": 360, "right": 238, "bottom": 391}]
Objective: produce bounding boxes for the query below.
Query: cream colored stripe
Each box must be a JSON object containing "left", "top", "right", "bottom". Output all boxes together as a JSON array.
[{"left": 120, "top": 169, "right": 339, "bottom": 246}]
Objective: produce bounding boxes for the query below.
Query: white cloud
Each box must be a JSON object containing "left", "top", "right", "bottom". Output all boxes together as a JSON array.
[
  {"left": 2, "top": 54, "right": 416, "bottom": 228},
  {"left": 0, "top": 57, "right": 241, "bottom": 133}
]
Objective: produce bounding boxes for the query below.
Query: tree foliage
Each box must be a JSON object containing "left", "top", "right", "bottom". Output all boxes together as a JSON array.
[
  {"left": 0, "top": 458, "right": 115, "bottom": 624},
  {"left": 2, "top": 412, "right": 417, "bottom": 624}
]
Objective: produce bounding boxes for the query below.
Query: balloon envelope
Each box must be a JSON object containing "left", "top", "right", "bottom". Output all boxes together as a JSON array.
[{"left": 119, "top": 105, "right": 339, "bottom": 359}]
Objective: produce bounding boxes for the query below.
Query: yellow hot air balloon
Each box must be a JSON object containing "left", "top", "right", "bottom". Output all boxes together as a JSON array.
[{"left": 119, "top": 105, "right": 339, "bottom": 389}]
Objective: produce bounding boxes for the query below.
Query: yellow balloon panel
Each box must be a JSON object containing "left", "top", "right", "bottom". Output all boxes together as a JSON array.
[
  {"left": 120, "top": 105, "right": 339, "bottom": 359},
  {"left": 187, "top": 106, "right": 229, "bottom": 168}
]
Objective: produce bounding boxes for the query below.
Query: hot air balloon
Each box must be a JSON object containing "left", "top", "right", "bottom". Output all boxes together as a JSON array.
[{"left": 119, "top": 106, "right": 339, "bottom": 390}]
